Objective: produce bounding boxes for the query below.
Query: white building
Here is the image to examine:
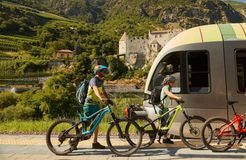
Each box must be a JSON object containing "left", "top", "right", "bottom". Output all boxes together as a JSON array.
[{"left": 119, "top": 30, "right": 182, "bottom": 68}]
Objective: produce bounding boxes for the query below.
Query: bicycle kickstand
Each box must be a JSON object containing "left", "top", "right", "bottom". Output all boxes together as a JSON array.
[{"left": 237, "top": 133, "right": 246, "bottom": 146}]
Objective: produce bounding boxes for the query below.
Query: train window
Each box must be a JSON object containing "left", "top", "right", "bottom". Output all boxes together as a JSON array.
[
  {"left": 236, "top": 51, "right": 246, "bottom": 93},
  {"left": 149, "top": 52, "right": 182, "bottom": 93},
  {"left": 187, "top": 52, "right": 210, "bottom": 93}
]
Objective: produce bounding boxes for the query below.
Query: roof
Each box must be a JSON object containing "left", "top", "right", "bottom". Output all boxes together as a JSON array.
[
  {"left": 150, "top": 40, "right": 160, "bottom": 45},
  {"left": 120, "top": 32, "right": 128, "bottom": 41},
  {"left": 163, "top": 23, "right": 246, "bottom": 53},
  {"left": 57, "top": 49, "right": 73, "bottom": 53}
]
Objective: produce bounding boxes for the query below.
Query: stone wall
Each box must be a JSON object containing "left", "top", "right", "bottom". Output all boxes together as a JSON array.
[{"left": 119, "top": 29, "right": 182, "bottom": 68}]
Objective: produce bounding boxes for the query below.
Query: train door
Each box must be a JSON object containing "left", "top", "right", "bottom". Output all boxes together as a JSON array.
[{"left": 224, "top": 41, "right": 246, "bottom": 118}]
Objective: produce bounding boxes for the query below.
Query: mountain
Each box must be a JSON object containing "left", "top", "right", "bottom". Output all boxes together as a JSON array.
[
  {"left": 5, "top": 0, "right": 245, "bottom": 27},
  {"left": 224, "top": 0, "right": 246, "bottom": 17},
  {"left": 0, "top": 0, "right": 245, "bottom": 57}
]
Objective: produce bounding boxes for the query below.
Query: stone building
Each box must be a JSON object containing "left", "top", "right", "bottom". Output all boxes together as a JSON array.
[{"left": 119, "top": 30, "right": 182, "bottom": 68}]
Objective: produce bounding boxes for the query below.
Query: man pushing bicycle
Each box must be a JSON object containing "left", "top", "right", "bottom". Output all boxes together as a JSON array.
[{"left": 83, "top": 65, "right": 113, "bottom": 149}]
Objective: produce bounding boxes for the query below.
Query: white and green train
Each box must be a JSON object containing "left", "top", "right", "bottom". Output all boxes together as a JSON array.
[{"left": 144, "top": 23, "right": 246, "bottom": 133}]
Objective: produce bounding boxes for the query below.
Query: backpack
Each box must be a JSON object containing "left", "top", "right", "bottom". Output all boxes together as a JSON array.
[
  {"left": 76, "top": 79, "right": 89, "bottom": 105},
  {"left": 150, "top": 86, "right": 162, "bottom": 105}
]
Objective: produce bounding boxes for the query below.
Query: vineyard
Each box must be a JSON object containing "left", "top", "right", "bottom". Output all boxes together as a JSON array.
[
  {"left": 0, "top": 59, "right": 52, "bottom": 85},
  {"left": 0, "top": 35, "right": 39, "bottom": 53}
]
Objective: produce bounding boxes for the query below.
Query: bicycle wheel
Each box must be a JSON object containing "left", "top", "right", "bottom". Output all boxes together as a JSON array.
[
  {"left": 46, "top": 119, "right": 79, "bottom": 155},
  {"left": 201, "top": 117, "right": 236, "bottom": 152},
  {"left": 179, "top": 115, "right": 206, "bottom": 150},
  {"left": 106, "top": 118, "right": 142, "bottom": 156},
  {"left": 125, "top": 117, "right": 156, "bottom": 148}
]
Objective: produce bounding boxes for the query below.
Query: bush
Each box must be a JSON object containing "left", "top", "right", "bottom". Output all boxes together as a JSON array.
[
  {"left": 0, "top": 91, "right": 18, "bottom": 109},
  {"left": 107, "top": 56, "right": 128, "bottom": 80},
  {"left": 0, "top": 105, "right": 35, "bottom": 121},
  {"left": 41, "top": 75, "right": 77, "bottom": 118}
]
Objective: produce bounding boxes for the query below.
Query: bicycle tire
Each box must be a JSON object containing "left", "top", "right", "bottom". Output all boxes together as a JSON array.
[
  {"left": 46, "top": 119, "right": 79, "bottom": 155},
  {"left": 125, "top": 117, "right": 157, "bottom": 148},
  {"left": 179, "top": 115, "right": 206, "bottom": 150},
  {"left": 201, "top": 117, "right": 236, "bottom": 152},
  {"left": 106, "top": 118, "right": 142, "bottom": 156}
]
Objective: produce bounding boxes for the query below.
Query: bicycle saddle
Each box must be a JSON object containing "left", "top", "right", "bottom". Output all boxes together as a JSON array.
[{"left": 228, "top": 101, "right": 238, "bottom": 105}]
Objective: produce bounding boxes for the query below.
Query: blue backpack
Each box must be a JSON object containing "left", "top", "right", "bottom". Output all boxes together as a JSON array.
[{"left": 76, "top": 79, "right": 89, "bottom": 105}]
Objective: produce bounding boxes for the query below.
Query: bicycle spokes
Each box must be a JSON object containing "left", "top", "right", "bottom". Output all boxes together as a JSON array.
[{"left": 202, "top": 118, "right": 236, "bottom": 151}]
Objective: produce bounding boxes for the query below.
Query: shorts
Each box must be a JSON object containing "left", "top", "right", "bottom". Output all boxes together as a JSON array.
[{"left": 83, "top": 104, "right": 100, "bottom": 118}]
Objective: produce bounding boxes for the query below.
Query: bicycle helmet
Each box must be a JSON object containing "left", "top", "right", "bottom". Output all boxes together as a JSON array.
[
  {"left": 94, "top": 65, "right": 110, "bottom": 76},
  {"left": 163, "top": 75, "right": 176, "bottom": 84}
]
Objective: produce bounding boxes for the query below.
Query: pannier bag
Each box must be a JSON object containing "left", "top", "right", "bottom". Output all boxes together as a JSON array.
[{"left": 124, "top": 104, "right": 148, "bottom": 119}]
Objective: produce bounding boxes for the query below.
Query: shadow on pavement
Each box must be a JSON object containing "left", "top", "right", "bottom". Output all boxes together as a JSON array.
[
  {"left": 66, "top": 147, "right": 182, "bottom": 157},
  {"left": 66, "top": 146, "right": 246, "bottom": 159}
]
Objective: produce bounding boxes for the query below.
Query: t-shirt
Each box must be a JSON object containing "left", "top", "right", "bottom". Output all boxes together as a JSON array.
[
  {"left": 160, "top": 85, "right": 171, "bottom": 108},
  {"left": 86, "top": 77, "right": 104, "bottom": 105}
]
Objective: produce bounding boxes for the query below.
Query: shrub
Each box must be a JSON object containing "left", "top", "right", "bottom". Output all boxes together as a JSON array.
[
  {"left": 0, "top": 105, "right": 35, "bottom": 121},
  {"left": 0, "top": 91, "right": 18, "bottom": 109},
  {"left": 107, "top": 56, "right": 128, "bottom": 80},
  {"left": 41, "top": 75, "right": 77, "bottom": 118}
]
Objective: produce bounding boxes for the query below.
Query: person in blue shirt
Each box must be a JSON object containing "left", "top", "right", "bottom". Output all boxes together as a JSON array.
[{"left": 84, "top": 65, "right": 113, "bottom": 149}]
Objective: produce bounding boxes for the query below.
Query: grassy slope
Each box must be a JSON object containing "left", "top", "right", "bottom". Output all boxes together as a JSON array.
[{"left": 0, "top": 1, "right": 73, "bottom": 54}]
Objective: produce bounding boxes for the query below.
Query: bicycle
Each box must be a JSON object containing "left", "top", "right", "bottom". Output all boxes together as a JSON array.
[
  {"left": 46, "top": 104, "right": 142, "bottom": 156},
  {"left": 201, "top": 101, "right": 246, "bottom": 152},
  {"left": 125, "top": 99, "right": 206, "bottom": 150}
]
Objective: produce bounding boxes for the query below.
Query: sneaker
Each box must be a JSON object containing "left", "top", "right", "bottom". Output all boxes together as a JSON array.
[
  {"left": 163, "top": 138, "right": 174, "bottom": 144},
  {"left": 92, "top": 142, "right": 106, "bottom": 149}
]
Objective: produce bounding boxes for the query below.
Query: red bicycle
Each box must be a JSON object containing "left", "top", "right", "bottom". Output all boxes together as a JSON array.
[{"left": 201, "top": 101, "right": 246, "bottom": 152}]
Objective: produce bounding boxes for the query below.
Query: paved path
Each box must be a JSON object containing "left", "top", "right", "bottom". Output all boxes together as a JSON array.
[{"left": 0, "top": 134, "right": 246, "bottom": 160}]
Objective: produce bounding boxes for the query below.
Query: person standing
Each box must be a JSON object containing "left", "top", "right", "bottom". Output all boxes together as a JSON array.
[
  {"left": 160, "top": 75, "right": 182, "bottom": 144},
  {"left": 83, "top": 65, "right": 112, "bottom": 149}
]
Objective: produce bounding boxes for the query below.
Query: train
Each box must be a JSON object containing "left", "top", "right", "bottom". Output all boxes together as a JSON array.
[{"left": 143, "top": 23, "right": 246, "bottom": 134}]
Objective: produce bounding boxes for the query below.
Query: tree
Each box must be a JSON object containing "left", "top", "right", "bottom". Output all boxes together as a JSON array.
[
  {"left": 107, "top": 56, "right": 128, "bottom": 80},
  {"left": 74, "top": 53, "right": 92, "bottom": 79},
  {"left": 41, "top": 75, "right": 77, "bottom": 119}
]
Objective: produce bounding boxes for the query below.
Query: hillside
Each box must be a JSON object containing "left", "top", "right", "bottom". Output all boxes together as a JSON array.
[
  {"left": 224, "top": 0, "right": 246, "bottom": 17},
  {"left": 0, "top": 0, "right": 245, "bottom": 55}
]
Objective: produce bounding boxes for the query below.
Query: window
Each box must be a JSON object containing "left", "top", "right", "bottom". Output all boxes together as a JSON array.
[
  {"left": 149, "top": 52, "right": 181, "bottom": 93},
  {"left": 236, "top": 50, "right": 246, "bottom": 93},
  {"left": 149, "top": 51, "right": 210, "bottom": 94},
  {"left": 187, "top": 52, "right": 210, "bottom": 93}
]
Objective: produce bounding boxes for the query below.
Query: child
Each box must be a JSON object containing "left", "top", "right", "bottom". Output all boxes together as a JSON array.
[{"left": 160, "top": 75, "right": 182, "bottom": 144}]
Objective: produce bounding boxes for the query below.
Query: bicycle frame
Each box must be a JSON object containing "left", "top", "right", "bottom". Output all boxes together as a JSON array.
[
  {"left": 219, "top": 112, "right": 246, "bottom": 137},
  {"left": 62, "top": 105, "right": 113, "bottom": 139},
  {"left": 151, "top": 103, "right": 184, "bottom": 131},
  {"left": 79, "top": 106, "right": 112, "bottom": 136}
]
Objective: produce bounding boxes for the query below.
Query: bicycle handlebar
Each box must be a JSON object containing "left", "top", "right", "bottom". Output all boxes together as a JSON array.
[{"left": 176, "top": 99, "right": 184, "bottom": 104}]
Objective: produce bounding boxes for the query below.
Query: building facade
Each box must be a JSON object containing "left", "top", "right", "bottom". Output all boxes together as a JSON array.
[{"left": 119, "top": 30, "right": 182, "bottom": 68}]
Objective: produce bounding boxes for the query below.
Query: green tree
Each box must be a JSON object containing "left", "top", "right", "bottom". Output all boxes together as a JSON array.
[
  {"left": 107, "top": 56, "right": 128, "bottom": 80},
  {"left": 41, "top": 75, "right": 77, "bottom": 119},
  {"left": 74, "top": 53, "right": 92, "bottom": 79}
]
